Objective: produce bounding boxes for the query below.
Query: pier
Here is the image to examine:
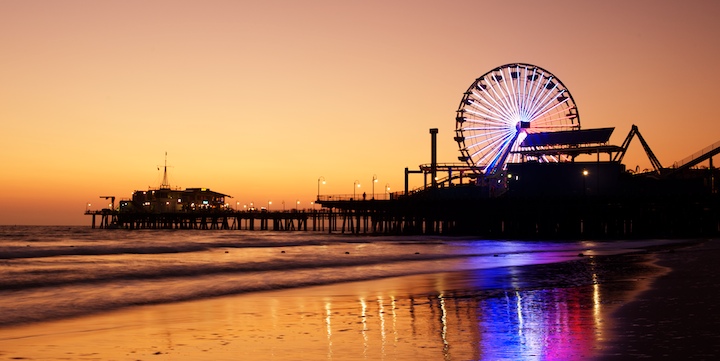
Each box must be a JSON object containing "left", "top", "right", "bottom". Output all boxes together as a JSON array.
[
  {"left": 86, "top": 209, "right": 324, "bottom": 231},
  {"left": 84, "top": 64, "right": 720, "bottom": 238},
  {"left": 86, "top": 184, "right": 720, "bottom": 239}
]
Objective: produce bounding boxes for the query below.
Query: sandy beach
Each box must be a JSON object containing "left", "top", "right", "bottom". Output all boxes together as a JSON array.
[{"left": 0, "top": 240, "right": 715, "bottom": 360}]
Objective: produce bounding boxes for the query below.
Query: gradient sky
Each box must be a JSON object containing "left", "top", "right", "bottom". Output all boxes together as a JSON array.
[{"left": 2, "top": 0, "right": 719, "bottom": 225}]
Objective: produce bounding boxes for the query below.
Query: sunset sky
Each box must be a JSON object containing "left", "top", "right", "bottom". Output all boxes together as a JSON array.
[{"left": 2, "top": 0, "right": 719, "bottom": 225}]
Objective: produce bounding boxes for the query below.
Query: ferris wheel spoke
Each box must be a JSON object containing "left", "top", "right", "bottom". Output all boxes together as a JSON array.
[
  {"left": 484, "top": 75, "right": 518, "bottom": 121},
  {"left": 526, "top": 78, "right": 559, "bottom": 120},
  {"left": 462, "top": 114, "right": 509, "bottom": 128},
  {"left": 532, "top": 100, "right": 570, "bottom": 118},
  {"left": 519, "top": 65, "right": 533, "bottom": 119},
  {"left": 465, "top": 101, "right": 512, "bottom": 123},
  {"left": 524, "top": 69, "right": 547, "bottom": 117},
  {"left": 489, "top": 78, "right": 519, "bottom": 122},
  {"left": 466, "top": 128, "right": 515, "bottom": 152},
  {"left": 519, "top": 66, "right": 536, "bottom": 115},
  {"left": 482, "top": 129, "right": 517, "bottom": 154},
  {"left": 530, "top": 107, "right": 578, "bottom": 125},
  {"left": 497, "top": 68, "right": 521, "bottom": 121},
  {"left": 512, "top": 67, "right": 529, "bottom": 121},
  {"left": 527, "top": 75, "right": 561, "bottom": 121},
  {"left": 463, "top": 121, "right": 507, "bottom": 131},
  {"left": 463, "top": 114, "right": 508, "bottom": 125},
  {"left": 464, "top": 111, "right": 512, "bottom": 125},
  {"left": 463, "top": 128, "right": 515, "bottom": 145},
  {"left": 504, "top": 66, "right": 518, "bottom": 110},
  {"left": 474, "top": 139, "right": 511, "bottom": 167},
  {"left": 461, "top": 128, "right": 514, "bottom": 136},
  {"left": 476, "top": 85, "right": 514, "bottom": 121},
  {"left": 527, "top": 93, "right": 569, "bottom": 122},
  {"left": 470, "top": 90, "right": 514, "bottom": 121},
  {"left": 462, "top": 119, "right": 512, "bottom": 129},
  {"left": 485, "top": 132, "right": 520, "bottom": 173}
]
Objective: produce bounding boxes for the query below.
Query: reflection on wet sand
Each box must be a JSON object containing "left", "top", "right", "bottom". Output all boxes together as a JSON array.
[
  {"left": 297, "top": 284, "right": 603, "bottom": 360},
  {"left": 0, "top": 256, "right": 662, "bottom": 360}
]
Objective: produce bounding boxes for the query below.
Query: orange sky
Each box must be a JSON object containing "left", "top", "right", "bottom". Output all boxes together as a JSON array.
[{"left": 2, "top": 0, "right": 719, "bottom": 225}]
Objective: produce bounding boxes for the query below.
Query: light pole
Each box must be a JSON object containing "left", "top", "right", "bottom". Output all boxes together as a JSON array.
[
  {"left": 311, "top": 201, "right": 315, "bottom": 210},
  {"left": 296, "top": 199, "right": 300, "bottom": 211},
  {"left": 268, "top": 200, "right": 272, "bottom": 210},
  {"left": 372, "top": 174, "right": 378, "bottom": 200},
  {"left": 282, "top": 200, "right": 285, "bottom": 211},
  {"left": 354, "top": 180, "right": 360, "bottom": 200},
  {"left": 317, "top": 176, "right": 325, "bottom": 200},
  {"left": 86, "top": 203, "right": 91, "bottom": 212},
  {"left": 582, "top": 169, "right": 589, "bottom": 196},
  {"left": 385, "top": 183, "right": 390, "bottom": 199}
]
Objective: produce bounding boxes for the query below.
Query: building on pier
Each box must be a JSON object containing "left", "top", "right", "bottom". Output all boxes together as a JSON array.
[
  {"left": 119, "top": 187, "right": 230, "bottom": 213},
  {"left": 116, "top": 153, "right": 232, "bottom": 214}
]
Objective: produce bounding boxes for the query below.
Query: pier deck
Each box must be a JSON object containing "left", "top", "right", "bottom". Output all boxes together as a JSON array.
[{"left": 85, "top": 209, "right": 324, "bottom": 231}]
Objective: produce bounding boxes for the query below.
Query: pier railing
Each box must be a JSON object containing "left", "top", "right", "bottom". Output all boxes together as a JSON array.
[{"left": 316, "top": 193, "right": 399, "bottom": 202}]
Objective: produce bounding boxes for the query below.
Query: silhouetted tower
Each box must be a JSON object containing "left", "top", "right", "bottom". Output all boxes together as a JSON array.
[{"left": 430, "top": 128, "right": 438, "bottom": 188}]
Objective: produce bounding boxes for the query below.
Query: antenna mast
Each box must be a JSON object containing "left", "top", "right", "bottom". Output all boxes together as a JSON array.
[{"left": 161, "top": 152, "right": 170, "bottom": 189}]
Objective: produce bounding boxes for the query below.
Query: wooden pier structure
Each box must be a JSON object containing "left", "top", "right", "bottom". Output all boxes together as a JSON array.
[
  {"left": 84, "top": 204, "right": 457, "bottom": 235},
  {"left": 85, "top": 185, "right": 720, "bottom": 239},
  {"left": 86, "top": 209, "right": 327, "bottom": 231}
]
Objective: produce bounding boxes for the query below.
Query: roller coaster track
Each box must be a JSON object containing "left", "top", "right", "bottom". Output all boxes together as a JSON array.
[
  {"left": 664, "top": 140, "right": 720, "bottom": 177},
  {"left": 613, "top": 125, "right": 663, "bottom": 174}
]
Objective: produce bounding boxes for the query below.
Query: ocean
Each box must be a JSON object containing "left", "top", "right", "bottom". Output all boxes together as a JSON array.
[{"left": 0, "top": 226, "right": 684, "bottom": 328}]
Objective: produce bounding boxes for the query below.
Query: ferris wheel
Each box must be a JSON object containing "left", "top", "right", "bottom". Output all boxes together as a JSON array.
[{"left": 455, "top": 63, "right": 580, "bottom": 175}]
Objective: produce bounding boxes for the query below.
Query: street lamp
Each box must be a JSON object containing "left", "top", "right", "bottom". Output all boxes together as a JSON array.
[
  {"left": 372, "top": 174, "right": 378, "bottom": 200},
  {"left": 296, "top": 199, "right": 300, "bottom": 210},
  {"left": 268, "top": 200, "right": 272, "bottom": 210},
  {"left": 582, "top": 169, "right": 589, "bottom": 196},
  {"left": 282, "top": 200, "right": 285, "bottom": 211},
  {"left": 385, "top": 183, "right": 390, "bottom": 199},
  {"left": 317, "top": 176, "right": 326, "bottom": 200},
  {"left": 354, "top": 180, "right": 361, "bottom": 199}
]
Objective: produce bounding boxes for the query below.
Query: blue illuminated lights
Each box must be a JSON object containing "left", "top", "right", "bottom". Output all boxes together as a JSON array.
[{"left": 455, "top": 63, "right": 580, "bottom": 175}]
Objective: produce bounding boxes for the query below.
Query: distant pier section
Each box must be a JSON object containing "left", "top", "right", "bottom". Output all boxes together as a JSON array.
[
  {"left": 85, "top": 207, "right": 322, "bottom": 231},
  {"left": 85, "top": 187, "right": 329, "bottom": 231}
]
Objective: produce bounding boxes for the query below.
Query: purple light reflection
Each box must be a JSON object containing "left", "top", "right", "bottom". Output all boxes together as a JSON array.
[{"left": 475, "top": 286, "right": 601, "bottom": 360}]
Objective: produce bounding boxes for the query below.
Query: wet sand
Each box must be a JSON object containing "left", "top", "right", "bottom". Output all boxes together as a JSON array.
[
  {"left": 596, "top": 239, "right": 720, "bottom": 360},
  {"left": 0, "top": 242, "right": 705, "bottom": 361}
]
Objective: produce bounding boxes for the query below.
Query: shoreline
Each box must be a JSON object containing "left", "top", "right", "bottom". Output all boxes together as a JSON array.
[{"left": 0, "top": 241, "right": 704, "bottom": 360}]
